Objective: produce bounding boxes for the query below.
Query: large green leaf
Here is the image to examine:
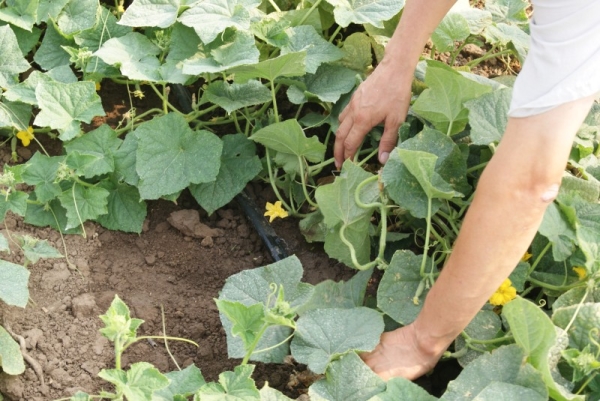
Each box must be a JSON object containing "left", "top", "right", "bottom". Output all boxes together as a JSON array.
[
  {"left": 119, "top": 0, "right": 183, "bottom": 28},
  {"left": 21, "top": 153, "right": 65, "bottom": 203},
  {"left": 56, "top": 0, "right": 99, "bottom": 35},
  {"left": 483, "top": 23, "right": 529, "bottom": 63},
  {"left": 74, "top": 6, "right": 131, "bottom": 51},
  {"left": 250, "top": 119, "right": 325, "bottom": 163},
  {"left": 94, "top": 32, "right": 161, "bottom": 81},
  {"left": 230, "top": 52, "right": 306, "bottom": 83},
  {"left": 338, "top": 32, "right": 374, "bottom": 73},
  {"left": 58, "top": 183, "right": 110, "bottom": 230},
  {"left": 0, "top": 0, "right": 38, "bottom": 32},
  {"left": 33, "top": 22, "right": 73, "bottom": 70},
  {"left": 113, "top": 133, "right": 139, "bottom": 186},
  {"left": 218, "top": 256, "right": 313, "bottom": 363},
  {"left": 287, "top": 64, "right": 356, "bottom": 104},
  {"left": 324, "top": 0, "right": 403, "bottom": 28},
  {"left": 432, "top": 13, "right": 470, "bottom": 53},
  {"left": 134, "top": 113, "right": 222, "bottom": 200},
  {"left": 189, "top": 134, "right": 262, "bottom": 215},
  {"left": 0, "top": 260, "right": 30, "bottom": 308},
  {"left": 0, "top": 99, "right": 31, "bottom": 131},
  {"left": 154, "top": 364, "right": 206, "bottom": 401},
  {"left": 216, "top": 300, "right": 265, "bottom": 352},
  {"left": 99, "top": 362, "right": 170, "bottom": 401},
  {"left": 381, "top": 127, "right": 468, "bottom": 218},
  {"left": 17, "top": 235, "right": 63, "bottom": 264},
  {"left": 0, "top": 325, "right": 25, "bottom": 375},
  {"left": 456, "top": 8, "right": 493, "bottom": 35},
  {"left": 259, "top": 384, "right": 293, "bottom": 401},
  {"left": 377, "top": 250, "right": 436, "bottom": 325},
  {"left": 37, "top": 0, "right": 70, "bottom": 23},
  {"left": 412, "top": 61, "right": 491, "bottom": 135},
  {"left": 178, "top": 0, "right": 261, "bottom": 44},
  {"left": 465, "top": 87, "right": 512, "bottom": 145},
  {"left": 453, "top": 309, "right": 503, "bottom": 367},
  {"left": 553, "top": 303, "right": 600, "bottom": 351},
  {"left": 441, "top": 345, "right": 547, "bottom": 401},
  {"left": 281, "top": 25, "right": 343, "bottom": 73},
  {"left": 196, "top": 365, "right": 260, "bottom": 400},
  {"left": 0, "top": 191, "right": 28, "bottom": 221},
  {"left": 308, "top": 352, "right": 386, "bottom": 401},
  {"left": 33, "top": 81, "right": 105, "bottom": 141},
  {"left": 368, "top": 377, "right": 437, "bottom": 401},
  {"left": 0, "top": 25, "right": 31, "bottom": 88},
  {"left": 182, "top": 30, "right": 260, "bottom": 75},
  {"left": 24, "top": 197, "right": 81, "bottom": 234},
  {"left": 503, "top": 297, "right": 584, "bottom": 401},
  {"left": 538, "top": 202, "right": 577, "bottom": 262},
  {"left": 484, "top": 0, "right": 528, "bottom": 25},
  {"left": 202, "top": 80, "right": 271, "bottom": 114},
  {"left": 64, "top": 125, "right": 122, "bottom": 179},
  {"left": 96, "top": 180, "right": 147, "bottom": 233},
  {"left": 290, "top": 307, "right": 384, "bottom": 374}
]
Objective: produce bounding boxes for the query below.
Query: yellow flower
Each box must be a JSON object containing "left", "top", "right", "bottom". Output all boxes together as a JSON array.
[
  {"left": 264, "top": 201, "right": 288, "bottom": 223},
  {"left": 573, "top": 266, "right": 587, "bottom": 280},
  {"left": 95, "top": 82, "right": 101, "bottom": 91},
  {"left": 132, "top": 89, "right": 145, "bottom": 99},
  {"left": 521, "top": 251, "right": 532, "bottom": 262},
  {"left": 489, "top": 278, "right": 517, "bottom": 306},
  {"left": 16, "top": 126, "right": 34, "bottom": 147}
]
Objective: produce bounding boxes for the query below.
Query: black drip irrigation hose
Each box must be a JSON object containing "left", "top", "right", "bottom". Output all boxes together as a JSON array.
[{"left": 170, "top": 84, "right": 290, "bottom": 262}]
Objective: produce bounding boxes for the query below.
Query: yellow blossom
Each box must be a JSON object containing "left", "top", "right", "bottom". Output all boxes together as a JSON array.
[
  {"left": 573, "top": 266, "right": 587, "bottom": 280},
  {"left": 489, "top": 278, "right": 517, "bottom": 306},
  {"left": 264, "top": 201, "right": 288, "bottom": 223},
  {"left": 117, "top": 5, "right": 125, "bottom": 12},
  {"left": 521, "top": 251, "right": 532, "bottom": 262},
  {"left": 16, "top": 126, "right": 34, "bottom": 147},
  {"left": 95, "top": 82, "right": 101, "bottom": 91},
  {"left": 132, "top": 89, "right": 145, "bottom": 99}
]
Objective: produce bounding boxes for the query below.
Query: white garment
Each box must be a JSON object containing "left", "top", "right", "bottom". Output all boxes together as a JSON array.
[{"left": 508, "top": 0, "right": 600, "bottom": 117}]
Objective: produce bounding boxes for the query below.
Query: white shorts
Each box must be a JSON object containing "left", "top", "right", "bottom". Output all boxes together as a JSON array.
[{"left": 508, "top": 0, "right": 600, "bottom": 117}]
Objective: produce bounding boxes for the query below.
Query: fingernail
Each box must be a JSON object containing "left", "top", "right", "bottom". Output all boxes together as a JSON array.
[{"left": 379, "top": 152, "right": 389, "bottom": 164}]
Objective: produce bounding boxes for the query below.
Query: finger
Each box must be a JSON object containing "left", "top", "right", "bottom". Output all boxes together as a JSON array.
[
  {"left": 379, "top": 117, "right": 402, "bottom": 164},
  {"left": 334, "top": 116, "right": 354, "bottom": 169},
  {"left": 343, "top": 123, "right": 370, "bottom": 161}
]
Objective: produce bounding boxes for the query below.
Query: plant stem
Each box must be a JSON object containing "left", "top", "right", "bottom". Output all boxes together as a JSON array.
[
  {"left": 121, "top": 335, "right": 199, "bottom": 354},
  {"left": 242, "top": 323, "right": 269, "bottom": 365},
  {"left": 339, "top": 224, "right": 377, "bottom": 270},
  {"left": 298, "top": 0, "right": 322, "bottom": 25},
  {"left": 328, "top": 25, "right": 343, "bottom": 44},
  {"left": 270, "top": 80, "right": 280, "bottom": 123},
  {"left": 527, "top": 276, "right": 585, "bottom": 292},
  {"left": 576, "top": 371, "right": 598, "bottom": 395},
  {"left": 265, "top": 148, "right": 293, "bottom": 212},
  {"left": 420, "top": 197, "right": 434, "bottom": 277},
  {"left": 527, "top": 242, "right": 551, "bottom": 275},
  {"left": 466, "top": 48, "right": 512, "bottom": 68},
  {"left": 297, "top": 156, "right": 319, "bottom": 208},
  {"left": 466, "top": 161, "right": 488, "bottom": 174}
]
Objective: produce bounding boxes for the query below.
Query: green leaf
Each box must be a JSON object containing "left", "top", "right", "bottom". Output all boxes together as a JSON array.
[
  {"left": 259, "top": 384, "right": 293, "bottom": 400},
  {"left": 99, "top": 362, "right": 170, "bottom": 401},
  {"left": 453, "top": 309, "right": 503, "bottom": 367},
  {"left": 94, "top": 32, "right": 161, "bottom": 81},
  {"left": 119, "top": 0, "right": 182, "bottom": 28},
  {"left": 0, "top": 99, "right": 31, "bottom": 131},
  {"left": 503, "top": 297, "right": 584, "bottom": 401},
  {"left": 134, "top": 113, "right": 222, "bottom": 200},
  {"left": 0, "top": 233, "right": 8, "bottom": 252},
  {"left": 21, "top": 153, "right": 65, "bottom": 203},
  {"left": 377, "top": 250, "right": 437, "bottom": 325},
  {"left": 553, "top": 303, "right": 600, "bottom": 351},
  {"left": 219, "top": 255, "right": 313, "bottom": 363},
  {"left": 178, "top": 0, "right": 261, "bottom": 44},
  {"left": 33, "top": 81, "right": 105, "bottom": 141},
  {"left": 189, "top": 134, "right": 262, "bottom": 215},
  {"left": 231, "top": 52, "right": 306, "bottom": 83},
  {"left": 33, "top": 22, "right": 73, "bottom": 70},
  {"left": 37, "top": 0, "right": 70, "bottom": 23},
  {"left": 96, "top": 180, "right": 147, "bottom": 234},
  {"left": 203, "top": 80, "right": 272, "bottom": 114},
  {"left": 64, "top": 125, "right": 122, "bottom": 179},
  {"left": 465, "top": 87, "right": 512, "bottom": 145},
  {"left": 154, "top": 364, "right": 206, "bottom": 401},
  {"left": 113, "top": 133, "right": 139, "bottom": 186},
  {"left": 368, "top": 377, "right": 437, "bottom": 401},
  {"left": 24, "top": 197, "right": 81, "bottom": 234},
  {"left": 0, "top": 259, "right": 30, "bottom": 307},
  {"left": 182, "top": 30, "right": 259, "bottom": 75},
  {"left": 432, "top": 13, "right": 471, "bottom": 53},
  {"left": 58, "top": 183, "right": 109, "bottom": 230},
  {"left": 281, "top": 25, "right": 343, "bottom": 74},
  {"left": 308, "top": 352, "right": 386, "bottom": 401},
  {"left": 538, "top": 202, "right": 577, "bottom": 262},
  {"left": 553, "top": 287, "right": 600, "bottom": 311},
  {"left": 291, "top": 307, "right": 384, "bottom": 374},
  {"left": 99, "top": 295, "right": 144, "bottom": 342},
  {"left": 287, "top": 64, "right": 356, "bottom": 104},
  {"left": 250, "top": 17, "right": 290, "bottom": 48},
  {"left": 0, "top": 190, "right": 28, "bottom": 222},
  {"left": 16, "top": 234, "right": 62, "bottom": 264},
  {"left": 68, "top": 392, "right": 91, "bottom": 401},
  {"left": 56, "top": 0, "right": 99, "bottom": 35},
  {"left": 484, "top": 0, "right": 528, "bottom": 25},
  {"left": 196, "top": 364, "right": 260, "bottom": 400},
  {"left": 441, "top": 344, "right": 547, "bottom": 401},
  {"left": 0, "top": 325, "right": 25, "bottom": 375},
  {"left": 298, "top": 269, "right": 372, "bottom": 314},
  {"left": 456, "top": 8, "right": 493, "bottom": 35},
  {"left": 3, "top": 70, "right": 64, "bottom": 106},
  {"left": 324, "top": 0, "right": 404, "bottom": 28},
  {"left": 483, "top": 23, "right": 529, "bottom": 63},
  {"left": 381, "top": 127, "right": 469, "bottom": 218},
  {"left": 216, "top": 300, "right": 265, "bottom": 351},
  {"left": 0, "top": 0, "right": 38, "bottom": 31},
  {"left": 0, "top": 25, "right": 31, "bottom": 88},
  {"left": 339, "top": 32, "right": 375, "bottom": 73},
  {"left": 412, "top": 61, "right": 491, "bottom": 135},
  {"left": 74, "top": 6, "right": 131, "bottom": 51},
  {"left": 250, "top": 119, "right": 325, "bottom": 163}
]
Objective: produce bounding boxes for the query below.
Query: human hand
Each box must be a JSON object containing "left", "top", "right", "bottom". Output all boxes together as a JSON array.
[
  {"left": 360, "top": 323, "right": 446, "bottom": 381},
  {"left": 334, "top": 61, "right": 413, "bottom": 169}
]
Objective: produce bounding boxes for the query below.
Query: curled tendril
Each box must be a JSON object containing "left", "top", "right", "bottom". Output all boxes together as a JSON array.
[
  {"left": 538, "top": 299, "right": 547, "bottom": 307},
  {"left": 589, "top": 328, "right": 600, "bottom": 357},
  {"left": 266, "top": 283, "right": 278, "bottom": 308}
]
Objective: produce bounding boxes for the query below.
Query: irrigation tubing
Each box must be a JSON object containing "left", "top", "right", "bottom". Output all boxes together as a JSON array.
[{"left": 170, "top": 84, "right": 290, "bottom": 262}]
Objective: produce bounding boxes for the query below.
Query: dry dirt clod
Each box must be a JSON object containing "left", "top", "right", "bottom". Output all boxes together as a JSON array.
[{"left": 71, "top": 294, "right": 97, "bottom": 318}]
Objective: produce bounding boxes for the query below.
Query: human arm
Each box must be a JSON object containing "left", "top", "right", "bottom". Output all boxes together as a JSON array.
[
  {"left": 334, "top": 0, "right": 457, "bottom": 168},
  {"left": 362, "top": 94, "right": 596, "bottom": 380}
]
